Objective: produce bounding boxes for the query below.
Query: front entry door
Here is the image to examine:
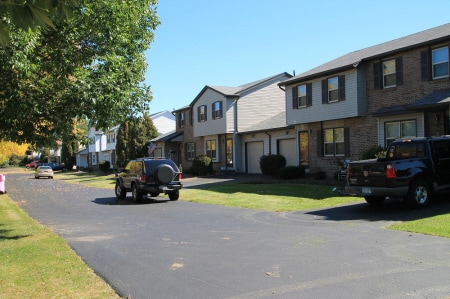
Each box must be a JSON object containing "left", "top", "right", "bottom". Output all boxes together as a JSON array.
[{"left": 299, "top": 131, "right": 309, "bottom": 169}]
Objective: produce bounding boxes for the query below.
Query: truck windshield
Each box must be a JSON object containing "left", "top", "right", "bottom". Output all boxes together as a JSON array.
[{"left": 388, "top": 142, "right": 425, "bottom": 158}]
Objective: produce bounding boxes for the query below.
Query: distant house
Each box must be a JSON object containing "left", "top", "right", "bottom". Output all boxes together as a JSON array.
[
  {"left": 279, "top": 23, "right": 450, "bottom": 177},
  {"left": 171, "top": 72, "right": 293, "bottom": 174},
  {"left": 75, "top": 111, "right": 175, "bottom": 169}
]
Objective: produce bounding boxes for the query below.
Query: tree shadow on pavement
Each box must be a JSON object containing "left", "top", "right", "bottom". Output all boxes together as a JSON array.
[{"left": 305, "top": 196, "right": 450, "bottom": 222}]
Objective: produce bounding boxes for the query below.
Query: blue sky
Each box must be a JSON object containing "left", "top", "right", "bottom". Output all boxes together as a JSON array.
[{"left": 145, "top": 0, "right": 450, "bottom": 114}]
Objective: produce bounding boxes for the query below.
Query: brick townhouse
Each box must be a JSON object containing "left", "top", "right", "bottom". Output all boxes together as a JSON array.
[{"left": 279, "top": 23, "right": 450, "bottom": 177}]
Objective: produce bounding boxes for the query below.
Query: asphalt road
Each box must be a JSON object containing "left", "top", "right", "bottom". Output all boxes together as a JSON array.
[{"left": 5, "top": 171, "right": 450, "bottom": 299}]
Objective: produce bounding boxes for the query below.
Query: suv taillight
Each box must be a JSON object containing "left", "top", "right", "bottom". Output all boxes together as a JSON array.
[
  {"left": 140, "top": 174, "right": 147, "bottom": 182},
  {"left": 385, "top": 163, "right": 397, "bottom": 179},
  {"left": 177, "top": 173, "right": 182, "bottom": 180}
]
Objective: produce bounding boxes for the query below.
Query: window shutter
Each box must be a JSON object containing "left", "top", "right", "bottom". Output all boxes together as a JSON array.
[
  {"left": 316, "top": 130, "right": 324, "bottom": 157},
  {"left": 373, "top": 61, "right": 381, "bottom": 89},
  {"left": 197, "top": 107, "right": 201, "bottom": 122},
  {"left": 321, "top": 80, "right": 328, "bottom": 104},
  {"left": 306, "top": 83, "right": 312, "bottom": 107},
  {"left": 292, "top": 86, "right": 298, "bottom": 109},
  {"left": 204, "top": 105, "right": 207, "bottom": 121},
  {"left": 211, "top": 103, "right": 215, "bottom": 120},
  {"left": 395, "top": 57, "right": 403, "bottom": 86},
  {"left": 219, "top": 101, "right": 223, "bottom": 118},
  {"left": 339, "top": 75, "right": 345, "bottom": 101},
  {"left": 189, "top": 110, "right": 193, "bottom": 125},
  {"left": 344, "top": 128, "right": 350, "bottom": 156},
  {"left": 421, "top": 50, "right": 431, "bottom": 81}
]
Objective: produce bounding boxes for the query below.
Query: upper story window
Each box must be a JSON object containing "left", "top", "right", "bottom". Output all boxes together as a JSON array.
[
  {"left": 107, "top": 132, "right": 115, "bottom": 143},
  {"left": 292, "top": 84, "right": 312, "bottom": 109},
  {"left": 432, "top": 47, "right": 449, "bottom": 79},
  {"left": 198, "top": 105, "right": 207, "bottom": 122},
  {"left": 374, "top": 57, "right": 403, "bottom": 89},
  {"left": 178, "top": 111, "right": 185, "bottom": 127},
  {"left": 212, "top": 101, "right": 223, "bottom": 119},
  {"left": 328, "top": 77, "right": 339, "bottom": 102},
  {"left": 383, "top": 59, "right": 396, "bottom": 88},
  {"left": 322, "top": 75, "right": 345, "bottom": 104},
  {"left": 189, "top": 109, "right": 193, "bottom": 125}
]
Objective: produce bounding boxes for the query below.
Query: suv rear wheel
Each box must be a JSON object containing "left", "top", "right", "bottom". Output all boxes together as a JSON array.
[
  {"left": 115, "top": 181, "right": 126, "bottom": 199},
  {"left": 131, "top": 184, "right": 143, "bottom": 203},
  {"left": 168, "top": 190, "right": 179, "bottom": 201}
]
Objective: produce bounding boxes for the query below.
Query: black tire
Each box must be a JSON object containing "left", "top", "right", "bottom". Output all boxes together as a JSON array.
[
  {"left": 168, "top": 190, "right": 179, "bottom": 201},
  {"left": 154, "top": 164, "right": 175, "bottom": 184},
  {"left": 149, "top": 192, "right": 160, "bottom": 197},
  {"left": 406, "top": 179, "right": 431, "bottom": 209},
  {"left": 115, "top": 181, "right": 126, "bottom": 199},
  {"left": 364, "top": 196, "right": 385, "bottom": 206},
  {"left": 131, "top": 184, "right": 143, "bottom": 203}
]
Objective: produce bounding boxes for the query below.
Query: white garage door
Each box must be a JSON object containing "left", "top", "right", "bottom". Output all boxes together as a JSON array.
[
  {"left": 246, "top": 141, "right": 263, "bottom": 174},
  {"left": 279, "top": 139, "right": 296, "bottom": 166}
]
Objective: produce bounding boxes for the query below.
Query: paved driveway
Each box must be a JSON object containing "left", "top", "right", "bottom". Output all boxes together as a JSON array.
[{"left": 5, "top": 171, "right": 450, "bottom": 299}]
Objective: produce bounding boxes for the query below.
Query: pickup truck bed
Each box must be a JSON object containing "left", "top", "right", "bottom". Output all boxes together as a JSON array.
[{"left": 345, "top": 137, "right": 450, "bottom": 208}]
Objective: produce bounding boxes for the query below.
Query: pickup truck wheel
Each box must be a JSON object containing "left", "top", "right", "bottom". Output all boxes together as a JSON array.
[
  {"left": 115, "top": 181, "right": 126, "bottom": 199},
  {"left": 406, "top": 180, "right": 431, "bottom": 208},
  {"left": 364, "top": 196, "right": 385, "bottom": 206},
  {"left": 168, "top": 190, "right": 179, "bottom": 201},
  {"left": 131, "top": 184, "right": 143, "bottom": 203}
]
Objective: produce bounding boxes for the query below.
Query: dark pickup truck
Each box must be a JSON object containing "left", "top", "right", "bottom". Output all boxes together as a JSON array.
[{"left": 345, "top": 136, "right": 450, "bottom": 208}]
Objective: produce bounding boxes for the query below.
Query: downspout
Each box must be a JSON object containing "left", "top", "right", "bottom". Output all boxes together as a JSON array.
[{"left": 265, "top": 131, "right": 272, "bottom": 155}]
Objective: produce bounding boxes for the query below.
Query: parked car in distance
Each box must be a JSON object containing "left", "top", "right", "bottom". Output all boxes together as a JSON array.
[
  {"left": 35, "top": 166, "right": 54, "bottom": 179},
  {"left": 115, "top": 157, "right": 182, "bottom": 203},
  {"left": 25, "top": 161, "right": 39, "bottom": 169},
  {"left": 47, "top": 162, "right": 64, "bottom": 171}
]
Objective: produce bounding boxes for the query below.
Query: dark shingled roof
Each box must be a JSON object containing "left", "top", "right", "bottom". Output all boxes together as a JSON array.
[{"left": 280, "top": 23, "right": 450, "bottom": 86}]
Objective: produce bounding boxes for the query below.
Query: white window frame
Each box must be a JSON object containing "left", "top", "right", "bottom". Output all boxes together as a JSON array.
[
  {"left": 328, "top": 77, "right": 339, "bottom": 103},
  {"left": 186, "top": 142, "right": 195, "bottom": 160},
  {"left": 179, "top": 111, "right": 185, "bottom": 127},
  {"left": 383, "top": 59, "right": 396, "bottom": 88},
  {"left": 324, "top": 128, "right": 344, "bottom": 156},
  {"left": 206, "top": 139, "right": 217, "bottom": 160},
  {"left": 213, "top": 101, "right": 222, "bottom": 119},
  {"left": 199, "top": 105, "right": 206, "bottom": 122},
  {"left": 297, "top": 85, "right": 307, "bottom": 108},
  {"left": 432, "top": 47, "right": 449, "bottom": 80},
  {"left": 385, "top": 120, "right": 417, "bottom": 147}
]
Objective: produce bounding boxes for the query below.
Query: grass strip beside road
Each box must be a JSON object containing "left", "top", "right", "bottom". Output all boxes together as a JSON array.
[
  {"left": 182, "top": 183, "right": 362, "bottom": 212},
  {"left": 0, "top": 194, "right": 121, "bottom": 299}
]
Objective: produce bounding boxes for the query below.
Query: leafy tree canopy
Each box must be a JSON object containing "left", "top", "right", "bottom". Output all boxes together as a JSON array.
[
  {"left": 0, "top": 0, "right": 78, "bottom": 46},
  {"left": 0, "top": 0, "right": 160, "bottom": 148}
]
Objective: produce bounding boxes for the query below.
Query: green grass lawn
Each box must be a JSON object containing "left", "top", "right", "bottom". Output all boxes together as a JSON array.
[{"left": 0, "top": 194, "right": 121, "bottom": 299}]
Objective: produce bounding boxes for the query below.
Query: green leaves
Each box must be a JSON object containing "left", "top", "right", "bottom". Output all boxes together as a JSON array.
[
  {"left": 0, "top": 0, "right": 159, "bottom": 147},
  {"left": 0, "top": 0, "right": 79, "bottom": 46}
]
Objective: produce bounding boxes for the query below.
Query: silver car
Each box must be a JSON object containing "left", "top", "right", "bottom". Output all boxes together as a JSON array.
[{"left": 35, "top": 166, "right": 54, "bottom": 179}]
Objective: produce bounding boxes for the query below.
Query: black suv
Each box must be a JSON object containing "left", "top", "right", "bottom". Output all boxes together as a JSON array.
[{"left": 115, "top": 158, "right": 182, "bottom": 202}]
